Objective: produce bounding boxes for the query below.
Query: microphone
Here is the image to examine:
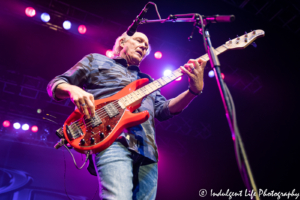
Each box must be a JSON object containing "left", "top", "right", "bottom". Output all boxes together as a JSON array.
[
  {"left": 204, "top": 15, "right": 235, "bottom": 23},
  {"left": 126, "top": 3, "right": 151, "bottom": 36}
]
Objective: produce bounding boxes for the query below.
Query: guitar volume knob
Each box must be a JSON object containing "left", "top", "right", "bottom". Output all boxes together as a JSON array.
[
  {"left": 107, "top": 125, "right": 111, "bottom": 131},
  {"left": 100, "top": 132, "right": 105, "bottom": 140},
  {"left": 80, "top": 139, "right": 85, "bottom": 145},
  {"left": 90, "top": 137, "right": 95, "bottom": 144}
]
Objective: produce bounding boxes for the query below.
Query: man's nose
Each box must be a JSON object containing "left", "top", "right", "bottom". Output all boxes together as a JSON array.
[{"left": 140, "top": 44, "right": 147, "bottom": 51}]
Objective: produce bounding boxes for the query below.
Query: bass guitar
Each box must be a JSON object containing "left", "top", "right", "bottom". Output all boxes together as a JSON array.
[{"left": 57, "top": 30, "right": 265, "bottom": 154}]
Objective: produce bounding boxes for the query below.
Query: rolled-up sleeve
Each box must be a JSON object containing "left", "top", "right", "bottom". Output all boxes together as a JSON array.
[
  {"left": 154, "top": 90, "right": 181, "bottom": 121},
  {"left": 47, "top": 55, "right": 92, "bottom": 101}
]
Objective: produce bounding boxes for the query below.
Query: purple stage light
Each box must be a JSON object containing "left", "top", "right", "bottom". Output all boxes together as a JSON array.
[
  {"left": 25, "top": 7, "right": 36, "bottom": 17},
  {"left": 22, "top": 124, "right": 29, "bottom": 131},
  {"left": 163, "top": 69, "right": 172, "bottom": 76},
  {"left": 63, "top": 20, "right": 71, "bottom": 30},
  {"left": 41, "top": 13, "right": 50, "bottom": 22},
  {"left": 13, "top": 122, "right": 21, "bottom": 130},
  {"left": 208, "top": 70, "right": 214, "bottom": 78},
  {"left": 3, "top": 120, "right": 10, "bottom": 128}
]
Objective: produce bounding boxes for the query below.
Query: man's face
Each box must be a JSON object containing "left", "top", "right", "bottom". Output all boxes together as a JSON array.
[{"left": 120, "top": 32, "right": 149, "bottom": 66}]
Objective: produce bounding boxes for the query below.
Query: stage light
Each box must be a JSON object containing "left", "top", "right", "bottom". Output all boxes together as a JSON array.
[
  {"left": 41, "top": 13, "right": 50, "bottom": 22},
  {"left": 221, "top": 73, "right": 225, "bottom": 79},
  {"left": 3, "top": 120, "right": 10, "bottom": 128},
  {"left": 31, "top": 126, "right": 38, "bottom": 132},
  {"left": 208, "top": 70, "right": 214, "bottom": 78},
  {"left": 63, "top": 20, "right": 71, "bottom": 30},
  {"left": 163, "top": 69, "right": 172, "bottom": 76},
  {"left": 13, "top": 122, "right": 21, "bottom": 130},
  {"left": 78, "top": 25, "right": 87, "bottom": 34},
  {"left": 37, "top": 109, "right": 42, "bottom": 114},
  {"left": 175, "top": 77, "right": 182, "bottom": 81},
  {"left": 106, "top": 50, "right": 114, "bottom": 58},
  {"left": 22, "top": 124, "right": 29, "bottom": 131},
  {"left": 25, "top": 7, "right": 36, "bottom": 17},
  {"left": 154, "top": 51, "right": 162, "bottom": 59}
]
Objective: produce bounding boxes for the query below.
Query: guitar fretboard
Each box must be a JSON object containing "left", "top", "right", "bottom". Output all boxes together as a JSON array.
[{"left": 118, "top": 44, "right": 228, "bottom": 108}]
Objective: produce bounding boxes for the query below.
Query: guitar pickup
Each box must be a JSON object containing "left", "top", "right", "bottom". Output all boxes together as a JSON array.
[
  {"left": 85, "top": 114, "right": 102, "bottom": 128},
  {"left": 104, "top": 103, "right": 119, "bottom": 118},
  {"left": 66, "top": 124, "right": 83, "bottom": 139}
]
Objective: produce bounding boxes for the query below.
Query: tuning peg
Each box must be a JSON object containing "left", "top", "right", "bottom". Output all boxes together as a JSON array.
[
  {"left": 235, "top": 35, "right": 240, "bottom": 44},
  {"left": 244, "top": 31, "right": 248, "bottom": 37},
  {"left": 252, "top": 42, "right": 257, "bottom": 48},
  {"left": 228, "top": 38, "right": 232, "bottom": 44},
  {"left": 252, "top": 30, "right": 256, "bottom": 34}
]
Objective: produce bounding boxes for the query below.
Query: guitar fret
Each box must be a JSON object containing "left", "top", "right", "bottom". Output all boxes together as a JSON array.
[
  {"left": 130, "top": 93, "right": 138, "bottom": 101},
  {"left": 141, "top": 87, "right": 149, "bottom": 94},
  {"left": 201, "top": 54, "right": 209, "bottom": 62},
  {"left": 135, "top": 90, "right": 142, "bottom": 98},
  {"left": 145, "top": 85, "right": 152, "bottom": 93},
  {"left": 162, "top": 76, "right": 171, "bottom": 83},
  {"left": 125, "top": 95, "right": 133, "bottom": 104},
  {"left": 169, "top": 73, "right": 176, "bottom": 80},
  {"left": 173, "top": 70, "right": 182, "bottom": 77},
  {"left": 148, "top": 83, "right": 156, "bottom": 91},
  {"left": 157, "top": 79, "right": 165, "bottom": 86},
  {"left": 153, "top": 80, "right": 162, "bottom": 87}
]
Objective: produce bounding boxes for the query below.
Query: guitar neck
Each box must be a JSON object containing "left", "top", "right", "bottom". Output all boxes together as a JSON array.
[{"left": 119, "top": 44, "right": 228, "bottom": 108}]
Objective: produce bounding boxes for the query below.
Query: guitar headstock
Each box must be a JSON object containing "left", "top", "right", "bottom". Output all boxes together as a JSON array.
[{"left": 225, "top": 29, "right": 265, "bottom": 49}]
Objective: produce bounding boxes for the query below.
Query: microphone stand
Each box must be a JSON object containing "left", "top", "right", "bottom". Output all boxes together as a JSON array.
[
  {"left": 200, "top": 20, "right": 260, "bottom": 200},
  {"left": 140, "top": 13, "right": 260, "bottom": 200}
]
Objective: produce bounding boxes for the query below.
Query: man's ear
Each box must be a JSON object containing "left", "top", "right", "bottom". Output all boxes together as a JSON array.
[{"left": 120, "top": 39, "right": 125, "bottom": 48}]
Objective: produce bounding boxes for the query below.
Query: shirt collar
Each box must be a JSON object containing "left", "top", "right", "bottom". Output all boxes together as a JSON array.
[{"left": 113, "top": 57, "right": 140, "bottom": 72}]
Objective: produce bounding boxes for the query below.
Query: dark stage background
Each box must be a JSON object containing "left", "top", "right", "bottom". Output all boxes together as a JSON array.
[{"left": 0, "top": 0, "right": 299, "bottom": 199}]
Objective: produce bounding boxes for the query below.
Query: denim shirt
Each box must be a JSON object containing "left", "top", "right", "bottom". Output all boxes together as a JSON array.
[{"left": 47, "top": 53, "right": 175, "bottom": 164}]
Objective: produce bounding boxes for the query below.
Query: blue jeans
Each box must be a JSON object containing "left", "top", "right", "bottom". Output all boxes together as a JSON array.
[{"left": 94, "top": 142, "right": 158, "bottom": 200}]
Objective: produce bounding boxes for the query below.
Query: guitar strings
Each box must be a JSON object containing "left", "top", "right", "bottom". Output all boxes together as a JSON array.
[
  {"left": 67, "top": 73, "right": 182, "bottom": 132},
  {"left": 69, "top": 101, "right": 122, "bottom": 131}
]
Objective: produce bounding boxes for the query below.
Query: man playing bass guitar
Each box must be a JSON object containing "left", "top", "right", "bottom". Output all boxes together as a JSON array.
[{"left": 47, "top": 31, "right": 206, "bottom": 200}]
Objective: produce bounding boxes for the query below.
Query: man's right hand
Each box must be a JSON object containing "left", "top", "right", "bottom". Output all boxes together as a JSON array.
[{"left": 56, "top": 83, "right": 95, "bottom": 119}]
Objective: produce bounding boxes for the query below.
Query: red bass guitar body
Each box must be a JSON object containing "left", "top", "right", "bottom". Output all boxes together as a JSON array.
[{"left": 63, "top": 78, "right": 150, "bottom": 154}]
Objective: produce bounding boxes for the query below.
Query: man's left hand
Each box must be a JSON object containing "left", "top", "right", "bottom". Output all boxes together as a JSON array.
[{"left": 180, "top": 58, "right": 207, "bottom": 94}]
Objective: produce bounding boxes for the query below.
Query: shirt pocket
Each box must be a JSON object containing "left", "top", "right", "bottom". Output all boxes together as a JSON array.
[{"left": 96, "top": 61, "right": 127, "bottom": 87}]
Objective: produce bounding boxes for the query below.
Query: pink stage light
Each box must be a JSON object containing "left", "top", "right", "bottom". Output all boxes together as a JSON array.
[
  {"left": 154, "top": 51, "right": 162, "bottom": 59},
  {"left": 3, "top": 120, "right": 10, "bottom": 128},
  {"left": 78, "top": 25, "right": 87, "bottom": 34},
  {"left": 25, "top": 7, "right": 36, "bottom": 17},
  {"left": 221, "top": 73, "right": 225, "bottom": 79},
  {"left": 175, "top": 77, "right": 182, "bottom": 81},
  {"left": 31, "top": 126, "right": 38, "bottom": 132},
  {"left": 106, "top": 50, "right": 114, "bottom": 58}
]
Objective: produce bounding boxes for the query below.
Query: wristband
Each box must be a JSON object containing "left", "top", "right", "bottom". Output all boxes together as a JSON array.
[{"left": 188, "top": 86, "right": 202, "bottom": 96}]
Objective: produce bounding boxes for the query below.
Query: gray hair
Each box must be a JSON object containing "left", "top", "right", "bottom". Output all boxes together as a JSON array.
[{"left": 112, "top": 32, "right": 151, "bottom": 59}]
